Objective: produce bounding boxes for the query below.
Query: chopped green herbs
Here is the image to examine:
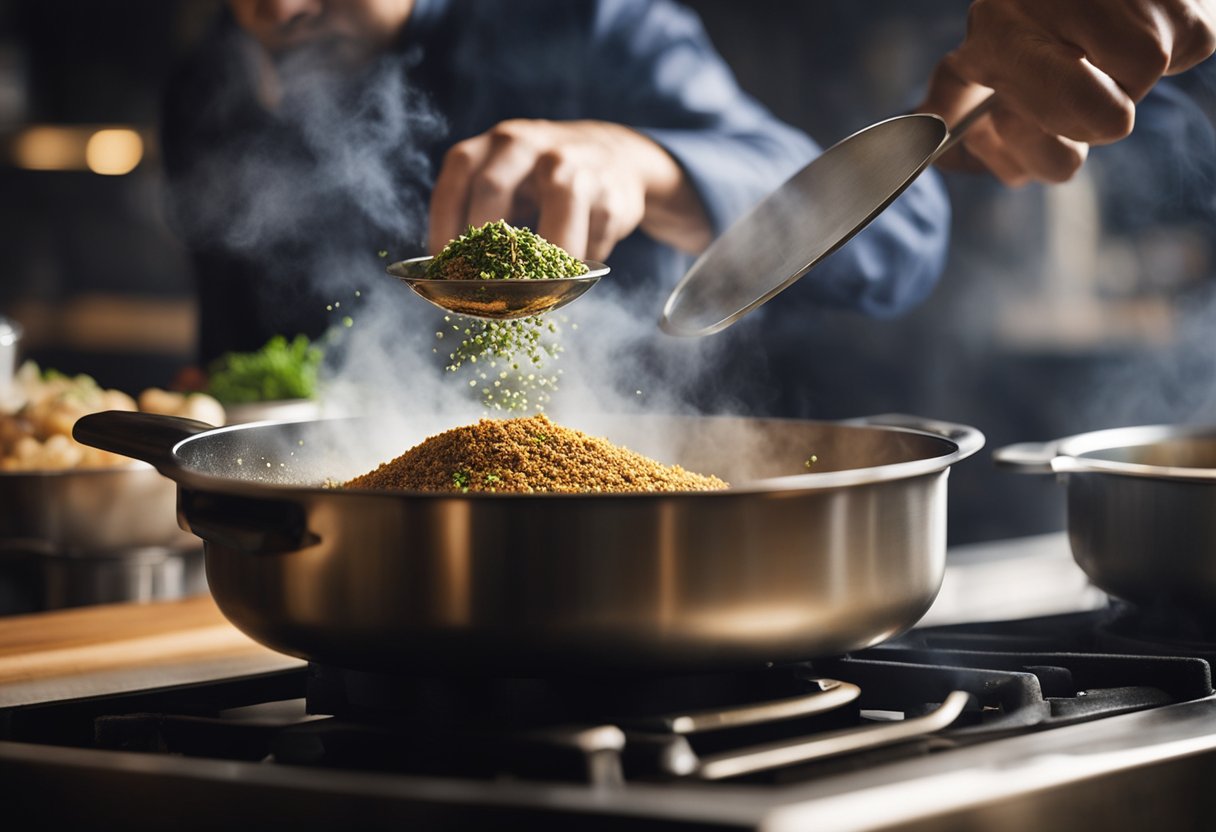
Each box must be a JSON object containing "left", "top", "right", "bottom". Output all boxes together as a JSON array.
[
  {"left": 427, "top": 221, "right": 581, "bottom": 414},
  {"left": 427, "top": 220, "right": 588, "bottom": 282},
  {"left": 207, "top": 335, "right": 323, "bottom": 404},
  {"left": 441, "top": 314, "right": 563, "bottom": 413},
  {"left": 452, "top": 470, "right": 471, "bottom": 490}
]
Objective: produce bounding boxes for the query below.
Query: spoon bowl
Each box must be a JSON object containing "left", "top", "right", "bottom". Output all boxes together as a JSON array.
[
  {"left": 660, "top": 95, "right": 995, "bottom": 337},
  {"left": 388, "top": 256, "right": 609, "bottom": 320}
]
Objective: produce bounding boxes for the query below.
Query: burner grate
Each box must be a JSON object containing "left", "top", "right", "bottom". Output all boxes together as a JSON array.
[
  {"left": 834, "top": 648, "right": 1212, "bottom": 732},
  {"left": 5, "top": 609, "right": 1215, "bottom": 787}
]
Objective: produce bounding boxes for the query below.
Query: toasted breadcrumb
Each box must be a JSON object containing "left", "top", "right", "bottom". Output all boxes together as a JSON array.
[{"left": 344, "top": 414, "right": 727, "bottom": 493}]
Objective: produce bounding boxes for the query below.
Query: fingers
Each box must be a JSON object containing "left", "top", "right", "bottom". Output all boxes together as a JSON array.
[
  {"left": 1063, "top": 5, "right": 1171, "bottom": 101},
  {"left": 428, "top": 119, "right": 652, "bottom": 261},
  {"left": 943, "top": 105, "right": 1089, "bottom": 187},
  {"left": 463, "top": 123, "right": 542, "bottom": 230},
  {"left": 992, "top": 0, "right": 1167, "bottom": 101},
  {"left": 955, "top": 118, "right": 1032, "bottom": 187},
  {"left": 922, "top": 61, "right": 1089, "bottom": 185},
  {"left": 1056, "top": 0, "right": 1215, "bottom": 89},
  {"left": 428, "top": 133, "right": 489, "bottom": 254},
  {"left": 919, "top": 58, "right": 1029, "bottom": 183},
  {"left": 988, "top": 106, "right": 1089, "bottom": 182},
  {"left": 430, "top": 125, "right": 595, "bottom": 258},
  {"left": 587, "top": 201, "right": 615, "bottom": 263},
  {"left": 429, "top": 122, "right": 550, "bottom": 254},
  {"left": 949, "top": 18, "right": 1136, "bottom": 144},
  {"left": 533, "top": 152, "right": 592, "bottom": 260},
  {"left": 1166, "top": 0, "right": 1216, "bottom": 73},
  {"left": 586, "top": 189, "right": 644, "bottom": 262},
  {"left": 923, "top": 0, "right": 1216, "bottom": 185},
  {"left": 946, "top": 0, "right": 1216, "bottom": 147},
  {"left": 918, "top": 56, "right": 993, "bottom": 130}
]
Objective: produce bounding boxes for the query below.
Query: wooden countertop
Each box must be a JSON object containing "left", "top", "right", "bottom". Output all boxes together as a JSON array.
[{"left": 0, "top": 594, "right": 300, "bottom": 689}]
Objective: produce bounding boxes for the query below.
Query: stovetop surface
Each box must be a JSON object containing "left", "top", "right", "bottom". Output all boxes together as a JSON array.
[
  {"left": 5, "top": 607, "right": 1216, "bottom": 831},
  {"left": 5, "top": 535, "right": 1216, "bottom": 831}
]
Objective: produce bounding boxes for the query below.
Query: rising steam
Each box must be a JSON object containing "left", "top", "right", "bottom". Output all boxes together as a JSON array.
[{"left": 165, "top": 31, "right": 742, "bottom": 474}]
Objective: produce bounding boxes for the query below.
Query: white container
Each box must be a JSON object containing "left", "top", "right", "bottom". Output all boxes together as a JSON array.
[{"left": 0, "top": 316, "right": 21, "bottom": 413}]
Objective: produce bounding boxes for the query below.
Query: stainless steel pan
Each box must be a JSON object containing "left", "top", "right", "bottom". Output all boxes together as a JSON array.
[
  {"left": 997, "top": 424, "right": 1216, "bottom": 615},
  {"left": 75, "top": 411, "right": 982, "bottom": 673}
]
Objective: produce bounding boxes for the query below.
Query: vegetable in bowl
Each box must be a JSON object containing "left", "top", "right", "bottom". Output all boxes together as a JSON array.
[
  {"left": 207, "top": 334, "right": 323, "bottom": 404},
  {"left": 0, "top": 361, "right": 225, "bottom": 471}
]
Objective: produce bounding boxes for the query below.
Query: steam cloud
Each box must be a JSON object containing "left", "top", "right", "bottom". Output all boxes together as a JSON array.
[
  {"left": 169, "top": 37, "right": 738, "bottom": 476},
  {"left": 177, "top": 43, "right": 442, "bottom": 256}
]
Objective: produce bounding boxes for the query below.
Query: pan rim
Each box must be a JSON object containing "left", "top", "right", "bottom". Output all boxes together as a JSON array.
[
  {"left": 165, "top": 415, "right": 979, "bottom": 499},
  {"left": 1053, "top": 423, "right": 1216, "bottom": 482}
]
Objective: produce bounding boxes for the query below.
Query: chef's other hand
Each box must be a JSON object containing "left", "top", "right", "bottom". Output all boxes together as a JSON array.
[
  {"left": 920, "top": 0, "right": 1216, "bottom": 186},
  {"left": 428, "top": 119, "right": 711, "bottom": 261}
]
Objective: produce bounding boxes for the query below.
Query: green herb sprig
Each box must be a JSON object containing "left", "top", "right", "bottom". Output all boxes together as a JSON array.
[
  {"left": 207, "top": 335, "right": 323, "bottom": 404},
  {"left": 427, "top": 220, "right": 588, "bottom": 281},
  {"left": 428, "top": 220, "right": 581, "bottom": 414},
  {"left": 439, "top": 315, "right": 562, "bottom": 412}
]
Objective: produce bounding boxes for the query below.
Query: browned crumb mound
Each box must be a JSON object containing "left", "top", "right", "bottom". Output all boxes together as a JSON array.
[{"left": 345, "top": 414, "right": 728, "bottom": 494}]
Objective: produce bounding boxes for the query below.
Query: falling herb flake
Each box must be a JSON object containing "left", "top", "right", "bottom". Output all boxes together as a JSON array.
[{"left": 427, "top": 221, "right": 581, "bottom": 414}]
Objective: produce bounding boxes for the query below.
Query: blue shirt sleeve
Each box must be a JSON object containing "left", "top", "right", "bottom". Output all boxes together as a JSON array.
[
  {"left": 797, "top": 169, "right": 951, "bottom": 320},
  {"left": 584, "top": 0, "right": 950, "bottom": 319}
]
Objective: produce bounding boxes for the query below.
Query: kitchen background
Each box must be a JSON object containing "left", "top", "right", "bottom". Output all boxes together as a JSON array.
[{"left": 1, "top": 0, "right": 1214, "bottom": 544}]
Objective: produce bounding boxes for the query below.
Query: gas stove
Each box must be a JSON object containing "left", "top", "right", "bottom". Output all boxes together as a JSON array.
[{"left": 4, "top": 534, "right": 1216, "bottom": 831}]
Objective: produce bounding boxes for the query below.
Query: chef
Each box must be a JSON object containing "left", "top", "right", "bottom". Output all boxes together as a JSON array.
[{"left": 160, "top": 0, "right": 951, "bottom": 364}]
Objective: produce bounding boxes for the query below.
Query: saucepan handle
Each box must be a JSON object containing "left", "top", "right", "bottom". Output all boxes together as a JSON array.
[
  {"left": 179, "top": 490, "right": 319, "bottom": 555},
  {"left": 75, "top": 411, "right": 318, "bottom": 554},
  {"left": 846, "top": 413, "right": 986, "bottom": 461},
  {"left": 992, "top": 441, "right": 1059, "bottom": 475},
  {"left": 73, "top": 411, "right": 215, "bottom": 478}
]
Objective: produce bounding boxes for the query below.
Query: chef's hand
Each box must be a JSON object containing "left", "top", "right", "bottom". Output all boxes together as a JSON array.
[
  {"left": 428, "top": 119, "right": 712, "bottom": 261},
  {"left": 919, "top": 0, "right": 1216, "bottom": 186}
]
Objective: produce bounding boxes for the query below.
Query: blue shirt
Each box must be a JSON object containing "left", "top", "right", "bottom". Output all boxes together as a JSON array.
[{"left": 163, "top": 0, "right": 949, "bottom": 362}]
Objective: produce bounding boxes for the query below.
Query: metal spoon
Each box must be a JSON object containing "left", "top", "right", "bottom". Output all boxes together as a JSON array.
[
  {"left": 387, "top": 256, "right": 610, "bottom": 320},
  {"left": 660, "top": 95, "right": 997, "bottom": 337}
]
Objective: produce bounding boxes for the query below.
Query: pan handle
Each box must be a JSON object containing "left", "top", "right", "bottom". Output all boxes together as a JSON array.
[
  {"left": 992, "top": 441, "right": 1059, "bottom": 474},
  {"left": 846, "top": 413, "right": 985, "bottom": 461},
  {"left": 73, "top": 411, "right": 215, "bottom": 477},
  {"left": 179, "top": 491, "right": 319, "bottom": 555}
]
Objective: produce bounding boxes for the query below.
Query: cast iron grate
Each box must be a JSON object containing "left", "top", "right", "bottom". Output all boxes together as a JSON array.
[{"left": 2, "top": 609, "right": 1212, "bottom": 785}]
